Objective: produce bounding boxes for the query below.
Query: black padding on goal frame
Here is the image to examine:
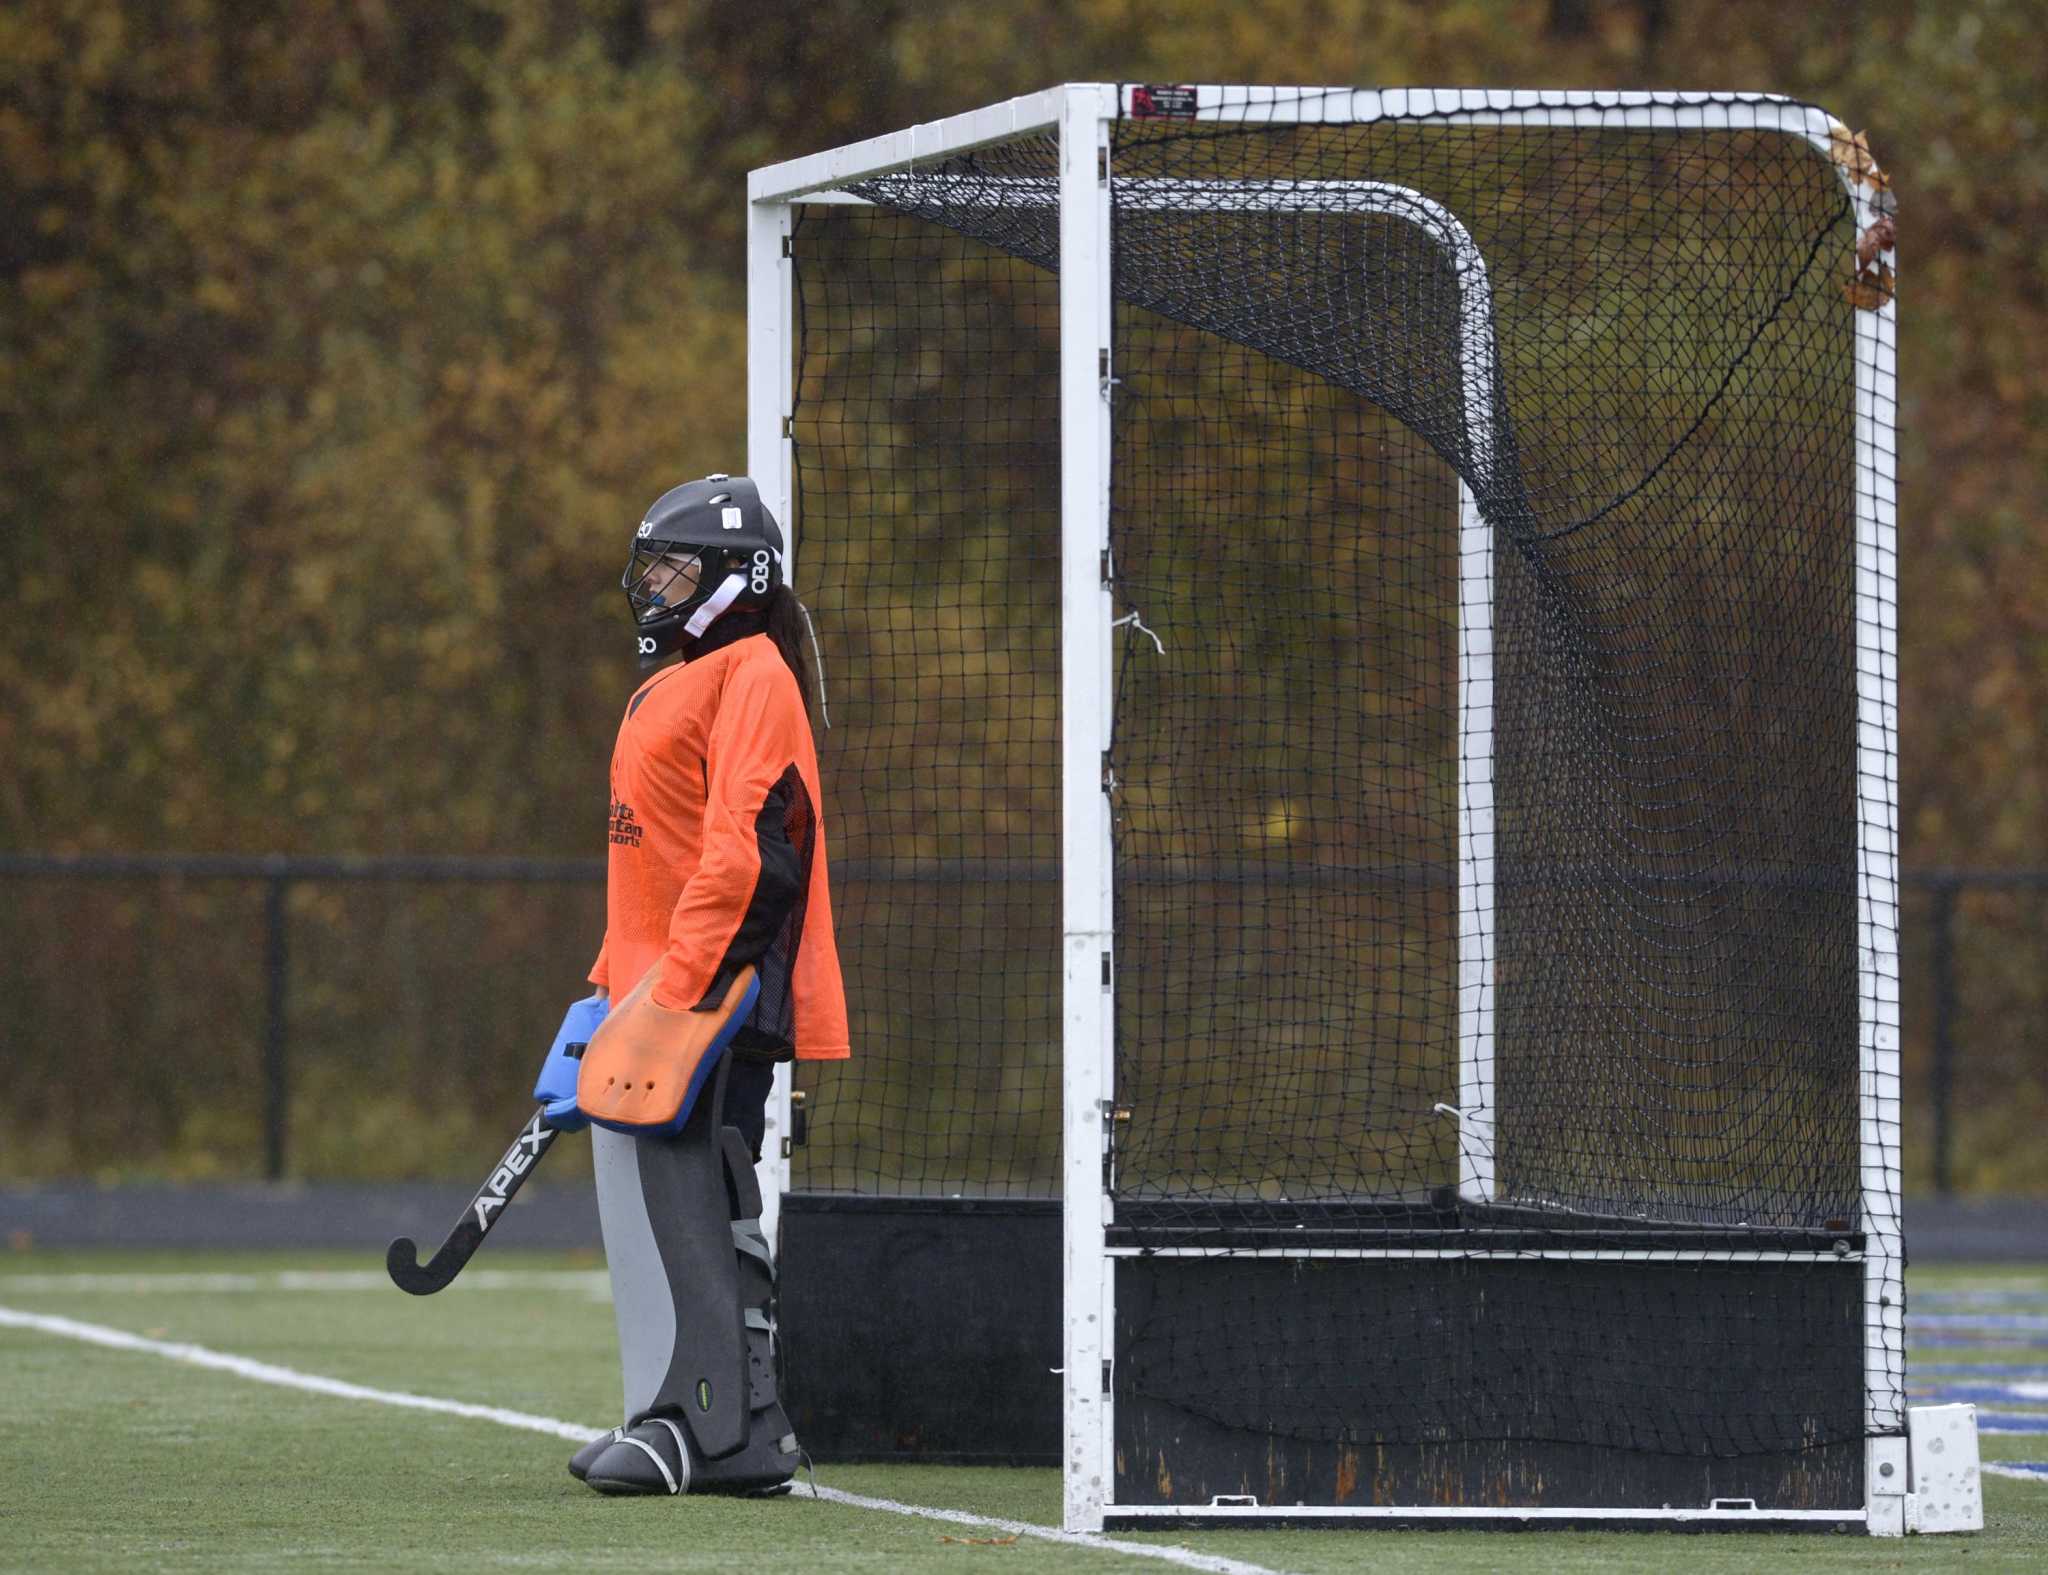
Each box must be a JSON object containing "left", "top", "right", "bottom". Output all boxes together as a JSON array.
[
  {"left": 776, "top": 1194, "right": 1870, "bottom": 1488},
  {"left": 1113, "top": 1255, "right": 1868, "bottom": 1514},
  {"left": 778, "top": 1192, "right": 1061, "bottom": 1464}
]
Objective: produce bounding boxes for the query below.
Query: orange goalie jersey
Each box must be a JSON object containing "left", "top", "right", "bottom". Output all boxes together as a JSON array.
[{"left": 587, "top": 634, "right": 849, "bottom": 1061}]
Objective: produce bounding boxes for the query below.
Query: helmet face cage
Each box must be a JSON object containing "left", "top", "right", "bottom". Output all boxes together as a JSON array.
[{"left": 622, "top": 544, "right": 720, "bottom": 626}]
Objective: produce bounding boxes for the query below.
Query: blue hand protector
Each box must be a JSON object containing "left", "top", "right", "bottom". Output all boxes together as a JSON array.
[{"left": 533, "top": 993, "right": 610, "bottom": 1132}]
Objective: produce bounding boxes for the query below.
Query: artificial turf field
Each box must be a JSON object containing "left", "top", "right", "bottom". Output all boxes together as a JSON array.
[{"left": 2, "top": 1252, "right": 2043, "bottom": 1573}]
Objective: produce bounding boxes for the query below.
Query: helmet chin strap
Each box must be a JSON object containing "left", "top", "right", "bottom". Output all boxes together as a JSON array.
[{"left": 685, "top": 573, "right": 749, "bottom": 637}]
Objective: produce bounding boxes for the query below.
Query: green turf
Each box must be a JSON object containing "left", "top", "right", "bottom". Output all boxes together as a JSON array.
[
  {"left": 1907, "top": 1264, "right": 2048, "bottom": 1293},
  {"left": 1, "top": 1250, "right": 2042, "bottom": 1573}
]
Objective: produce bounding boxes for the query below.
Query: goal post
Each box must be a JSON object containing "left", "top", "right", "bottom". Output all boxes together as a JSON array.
[{"left": 749, "top": 83, "right": 1902, "bottom": 1533}]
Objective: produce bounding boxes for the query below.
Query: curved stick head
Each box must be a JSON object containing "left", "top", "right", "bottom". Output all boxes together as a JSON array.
[
  {"left": 386, "top": 1236, "right": 455, "bottom": 1297},
  {"left": 386, "top": 1108, "right": 555, "bottom": 1297}
]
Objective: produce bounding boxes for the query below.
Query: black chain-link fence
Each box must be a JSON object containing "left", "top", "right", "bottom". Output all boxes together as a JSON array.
[{"left": 0, "top": 853, "right": 2040, "bottom": 1193}]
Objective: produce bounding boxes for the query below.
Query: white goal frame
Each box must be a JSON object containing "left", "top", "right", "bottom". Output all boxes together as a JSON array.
[{"left": 746, "top": 83, "right": 1901, "bottom": 1536}]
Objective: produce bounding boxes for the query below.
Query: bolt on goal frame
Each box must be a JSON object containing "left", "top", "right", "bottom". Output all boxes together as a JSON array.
[{"left": 748, "top": 85, "right": 1901, "bottom": 1532}]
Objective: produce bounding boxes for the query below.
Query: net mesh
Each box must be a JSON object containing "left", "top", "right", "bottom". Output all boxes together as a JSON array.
[
  {"left": 784, "top": 93, "right": 1899, "bottom": 1469},
  {"left": 790, "top": 160, "right": 1066, "bottom": 1194}
]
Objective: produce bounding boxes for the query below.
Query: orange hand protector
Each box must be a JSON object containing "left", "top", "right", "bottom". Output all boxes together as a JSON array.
[{"left": 576, "top": 965, "right": 761, "bottom": 1136}]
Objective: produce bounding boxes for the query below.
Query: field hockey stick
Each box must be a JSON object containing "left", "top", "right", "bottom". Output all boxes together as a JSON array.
[{"left": 386, "top": 1109, "right": 559, "bottom": 1296}]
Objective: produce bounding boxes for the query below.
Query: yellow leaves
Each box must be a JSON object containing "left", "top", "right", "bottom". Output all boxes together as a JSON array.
[
  {"left": 0, "top": 6, "right": 61, "bottom": 73},
  {"left": 70, "top": 0, "right": 129, "bottom": 89},
  {"left": 194, "top": 275, "right": 240, "bottom": 315},
  {"left": 17, "top": 261, "right": 90, "bottom": 308},
  {"left": 132, "top": 562, "right": 183, "bottom": 607},
  {"left": 286, "top": 556, "right": 340, "bottom": 610}
]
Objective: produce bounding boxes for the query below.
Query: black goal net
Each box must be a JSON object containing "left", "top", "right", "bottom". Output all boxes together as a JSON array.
[{"left": 785, "top": 92, "right": 1899, "bottom": 1486}]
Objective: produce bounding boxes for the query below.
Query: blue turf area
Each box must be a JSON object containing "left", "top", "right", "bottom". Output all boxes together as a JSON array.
[
  {"left": 1909, "top": 1283, "right": 2048, "bottom": 1471},
  {"left": 1921, "top": 1385, "right": 2048, "bottom": 1406}
]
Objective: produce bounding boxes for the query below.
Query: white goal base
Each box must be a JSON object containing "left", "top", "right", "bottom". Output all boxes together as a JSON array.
[
  {"left": 1904, "top": 1404, "right": 1984, "bottom": 1535},
  {"left": 1102, "top": 1503, "right": 1864, "bottom": 1531}
]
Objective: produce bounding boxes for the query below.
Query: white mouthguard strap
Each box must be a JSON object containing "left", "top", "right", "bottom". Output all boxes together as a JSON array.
[{"left": 685, "top": 573, "right": 748, "bottom": 637}]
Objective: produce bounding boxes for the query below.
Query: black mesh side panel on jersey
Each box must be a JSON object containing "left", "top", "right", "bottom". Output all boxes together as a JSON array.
[
  {"left": 732, "top": 764, "right": 815, "bottom": 1057},
  {"left": 793, "top": 99, "right": 1898, "bottom": 1468}
]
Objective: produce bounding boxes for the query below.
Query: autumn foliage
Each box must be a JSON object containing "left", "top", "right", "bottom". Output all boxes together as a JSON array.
[{"left": 1, "top": 0, "right": 2042, "bottom": 1183}]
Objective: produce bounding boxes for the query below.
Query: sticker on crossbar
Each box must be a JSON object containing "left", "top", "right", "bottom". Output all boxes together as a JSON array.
[{"left": 1131, "top": 85, "right": 1198, "bottom": 118}]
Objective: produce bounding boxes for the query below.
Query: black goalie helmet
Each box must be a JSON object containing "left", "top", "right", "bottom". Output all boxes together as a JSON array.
[{"left": 622, "top": 473, "right": 785, "bottom": 667}]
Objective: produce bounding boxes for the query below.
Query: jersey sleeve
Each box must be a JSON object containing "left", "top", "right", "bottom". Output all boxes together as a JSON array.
[{"left": 649, "top": 654, "right": 809, "bottom": 1013}]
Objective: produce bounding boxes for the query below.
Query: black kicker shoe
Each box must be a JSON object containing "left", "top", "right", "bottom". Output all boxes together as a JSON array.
[
  {"left": 583, "top": 1417, "right": 693, "bottom": 1496},
  {"left": 567, "top": 1426, "right": 625, "bottom": 1483}
]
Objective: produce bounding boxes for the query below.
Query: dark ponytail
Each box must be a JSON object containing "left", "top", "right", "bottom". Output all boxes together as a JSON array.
[{"left": 762, "top": 585, "right": 816, "bottom": 722}]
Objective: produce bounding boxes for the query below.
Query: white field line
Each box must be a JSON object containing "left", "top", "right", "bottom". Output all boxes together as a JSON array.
[
  {"left": 0, "top": 1304, "right": 596, "bottom": 1440},
  {"left": 0, "top": 1303, "right": 1291, "bottom": 1575},
  {"left": 806, "top": 1485, "right": 1289, "bottom": 1573},
  {"left": 0, "top": 1269, "right": 610, "bottom": 1296},
  {"left": 1985, "top": 1462, "right": 2048, "bottom": 1484}
]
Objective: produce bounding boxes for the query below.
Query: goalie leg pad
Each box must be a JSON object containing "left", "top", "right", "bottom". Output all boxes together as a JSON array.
[
  {"left": 724, "top": 1124, "right": 782, "bottom": 1423},
  {"left": 682, "top": 1121, "right": 801, "bottom": 1494},
  {"left": 592, "top": 1055, "right": 750, "bottom": 1461}
]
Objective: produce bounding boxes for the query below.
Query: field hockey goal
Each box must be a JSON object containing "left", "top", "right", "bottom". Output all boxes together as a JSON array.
[{"left": 747, "top": 84, "right": 1924, "bottom": 1533}]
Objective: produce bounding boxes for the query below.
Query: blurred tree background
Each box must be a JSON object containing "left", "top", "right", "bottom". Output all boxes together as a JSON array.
[{"left": 2, "top": 0, "right": 2042, "bottom": 1185}]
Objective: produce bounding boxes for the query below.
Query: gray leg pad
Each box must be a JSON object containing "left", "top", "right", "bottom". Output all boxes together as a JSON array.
[{"left": 592, "top": 1077, "right": 749, "bottom": 1460}]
